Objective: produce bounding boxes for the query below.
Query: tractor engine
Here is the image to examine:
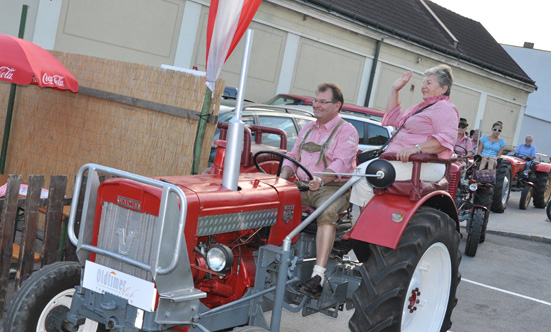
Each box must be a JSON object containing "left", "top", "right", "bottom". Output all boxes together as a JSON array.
[{"left": 89, "top": 170, "right": 302, "bottom": 314}]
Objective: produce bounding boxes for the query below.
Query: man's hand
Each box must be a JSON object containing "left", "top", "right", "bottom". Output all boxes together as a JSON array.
[
  {"left": 280, "top": 166, "right": 294, "bottom": 180},
  {"left": 309, "top": 176, "right": 323, "bottom": 191}
]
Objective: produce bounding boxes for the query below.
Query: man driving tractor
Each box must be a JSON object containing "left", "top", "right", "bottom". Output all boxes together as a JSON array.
[
  {"left": 514, "top": 135, "right": 537, "bottom": 177},
  {"left": 280, "top": 82, "right": 359, "bottom": 298}
]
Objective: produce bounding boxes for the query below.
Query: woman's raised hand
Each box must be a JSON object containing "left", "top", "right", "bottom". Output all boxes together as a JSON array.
[{"left": 392, "top": 71, "right": 413, "bottom": 92}]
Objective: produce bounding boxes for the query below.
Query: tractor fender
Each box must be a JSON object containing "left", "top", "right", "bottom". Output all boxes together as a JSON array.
[
  {"left": 535, "top": 162, "right": 551, "bottom": 173},
  {"left": 350, "top": 190, "right": 459, "bottom": 249}
]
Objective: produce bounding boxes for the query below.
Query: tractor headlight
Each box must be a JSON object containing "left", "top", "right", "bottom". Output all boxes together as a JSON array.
[
  {"left": 206, "top": 245, "right": 234, "bottom": 273},
  {"left": 469, "top": 183, "right": 478, "bottom": 191}
]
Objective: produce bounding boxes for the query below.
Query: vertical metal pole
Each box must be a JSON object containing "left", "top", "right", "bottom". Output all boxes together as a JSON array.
[
  {"left": 364, "top": 39, "right": 382, "bottom": 108},
  {"left": 222, "top": 29, "right": 253, "bottom": 191},
  {"left": 0, "top": 5, "right": 28, "bottom": 174},
  {"left": 270, "top": 247, "right": 290, "bottom": 332}
]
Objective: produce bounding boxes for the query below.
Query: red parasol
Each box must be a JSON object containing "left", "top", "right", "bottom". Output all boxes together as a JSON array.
[
  {"left": 0, "top": 33, "right": 78, "bottom": 92},
  {"left": 0, "top": 33, "right": 79, "bottom": 173}
]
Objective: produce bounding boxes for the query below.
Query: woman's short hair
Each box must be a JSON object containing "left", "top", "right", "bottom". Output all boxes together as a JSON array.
[
  {"left": 424, "top": 64, "right": 454, "bottom": 96},
  {"left": 316, "top": 83, "right": 344, "bottom": 111},
  {"left": 492, "top": 121, "right": 503, "bottom": 129}
]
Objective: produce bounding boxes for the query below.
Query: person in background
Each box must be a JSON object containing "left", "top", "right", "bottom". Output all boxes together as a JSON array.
[
  {"left": 351, "top": 64, "right": 458, "bottom": 208},
  {"left": 280, "top": 83, "right": 359, "bottom": 298},
  {"left": 470, "top": 129, "right": 479, "bottom": 153},
  {"left": 478, "top": 122, "right": 506, "bottom": 171},
  {"left": 456, "top": 118, "right": 474, "bottom": 156},
  {"left": 514, "top": 135, "right": 536, "bottom": 177}
]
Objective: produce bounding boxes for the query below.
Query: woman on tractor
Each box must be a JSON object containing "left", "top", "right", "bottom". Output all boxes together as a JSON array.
[
  {"left": 477, "top": 121, "right": 506, "bottom": 179},
  {"left": 351, "top": 64, "right": 459, "bottom": 208}
]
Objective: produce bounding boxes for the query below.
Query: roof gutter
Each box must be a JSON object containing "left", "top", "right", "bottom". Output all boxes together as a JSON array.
[{"left": 299, "top": 0, "right": 536, "bottom": 86}]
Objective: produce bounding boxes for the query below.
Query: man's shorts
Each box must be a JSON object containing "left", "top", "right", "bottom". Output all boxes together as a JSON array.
[{"left": 300, "top": 182, "right": 350, "bottom": 226}]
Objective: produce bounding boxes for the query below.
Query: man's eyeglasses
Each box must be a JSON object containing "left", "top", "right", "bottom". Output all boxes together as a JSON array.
[
  {"left": 312, "top": 98, "right": 336, "bottom": 105},
  {"left": 493, "top": 128, "right": 502, "bottom": 132}
]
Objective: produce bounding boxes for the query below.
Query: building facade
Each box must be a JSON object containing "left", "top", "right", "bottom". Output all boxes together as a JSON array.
[{"left": 1, "top": 0, "right": 536, "bottom": 146}]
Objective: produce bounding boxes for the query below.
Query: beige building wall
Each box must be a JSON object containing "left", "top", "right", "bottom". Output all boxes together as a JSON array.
[{"left": 1, "top": 0, "right": 534, "bottom": 145}]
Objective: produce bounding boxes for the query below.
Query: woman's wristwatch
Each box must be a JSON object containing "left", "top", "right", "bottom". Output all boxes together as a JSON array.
[{"left": 415, "top": 144, "right": 423, "bottom": 153}]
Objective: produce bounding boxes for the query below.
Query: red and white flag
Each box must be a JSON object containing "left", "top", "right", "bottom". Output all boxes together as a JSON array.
[{"left": 205, "top": 0, "right": 262, "bottom": 91}]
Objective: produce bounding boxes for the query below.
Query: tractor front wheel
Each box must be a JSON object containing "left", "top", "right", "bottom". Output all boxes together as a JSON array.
[
  {"left": 349, "top": 207, "right": 461, "bottom": 332},
  {"left": 3, "top": 261, "right": 106, "bottom": 332},
  {"left": 492, "top": 162, "right": 511, "bottom": 213},
  {"left": 533, "top": 172, "right": 551, "bottom": 208},
  {"left": 464, "top": 209, "right": 484, "bottom": 257}
]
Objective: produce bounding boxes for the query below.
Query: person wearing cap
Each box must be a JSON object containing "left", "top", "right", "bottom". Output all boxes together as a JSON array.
[{"left": 456, "top": 118, "right": 474, "bottom": 156}]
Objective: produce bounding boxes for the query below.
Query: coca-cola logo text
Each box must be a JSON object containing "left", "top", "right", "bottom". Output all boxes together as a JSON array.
[
  {"left": 0, "top": 66, "right": 16, "bottom": 80},
  {"left": 42, "top": 73, "right": 65, "bottom": 87}
]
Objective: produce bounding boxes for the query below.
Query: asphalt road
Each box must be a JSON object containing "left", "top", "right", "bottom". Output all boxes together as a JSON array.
[
  {"left": 2, "top": 194, "right": 550, "bottom": 331},
  {"left": 272, "top": 200, "right": 551, "bottom": 332}
]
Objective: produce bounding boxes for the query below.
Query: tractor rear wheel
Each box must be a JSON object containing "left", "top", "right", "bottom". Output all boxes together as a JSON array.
[
  {"left": 492, "top": 162, "right": 511, "bottom": 213},
  {"left": 519, "top": 186, "right": 533, "bottom": 210},
  {"left": 533, "top": 172, "right": 551, "bottom": 208},
  {"left": 3, "top": 261, "right": 106, "bottom": 332},
  {"left": 464, "top": 209, "right": 484, "bottom": 257},
  {"left": 349, "top": 207, "right": 461, "bottom": 332}
]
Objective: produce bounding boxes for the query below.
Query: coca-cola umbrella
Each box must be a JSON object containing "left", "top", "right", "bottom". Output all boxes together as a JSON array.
[{"left": 0, "top": 33, "right": 78, "bottom": 173}]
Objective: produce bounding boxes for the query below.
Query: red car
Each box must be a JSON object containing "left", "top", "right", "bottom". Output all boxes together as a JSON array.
[{"left": 266, "top": 93, "right": 385, "bottom": 121}]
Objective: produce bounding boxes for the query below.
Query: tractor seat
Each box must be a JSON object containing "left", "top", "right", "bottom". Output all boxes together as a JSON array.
[
  {"left": 373, "top": 153, "right": 456, "bottom": 201},
  {"left": 301, "top": 205, "right": 352, "bottom": 235}
]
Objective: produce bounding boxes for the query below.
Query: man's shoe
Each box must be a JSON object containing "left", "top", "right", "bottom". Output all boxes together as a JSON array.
[{"left": 297, "top": 275, "right": 323, "bottom": 298}]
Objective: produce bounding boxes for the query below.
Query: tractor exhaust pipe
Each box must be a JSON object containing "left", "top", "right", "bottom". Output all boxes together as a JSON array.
[{"left": 222, "top": 29, "right": 253, "bottom": 191}]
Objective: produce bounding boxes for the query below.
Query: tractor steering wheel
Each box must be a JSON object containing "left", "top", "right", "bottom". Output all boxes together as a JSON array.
[
  {"left": 454, "top": 144, "right": 468, "bottom": 157},
  {"left": 253, "top": 150, "right": 313, "bottom": 190}
]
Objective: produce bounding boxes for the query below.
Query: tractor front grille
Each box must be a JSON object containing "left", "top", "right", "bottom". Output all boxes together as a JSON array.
[
  {"left": 197, "top": 208, "right": 278, "bottom": 236},
  {"left": 446, "top": 171, "right": 458, "bottom": 199},
  {"left": 95, "top": 202, "right": 158, "bottom": 281}
]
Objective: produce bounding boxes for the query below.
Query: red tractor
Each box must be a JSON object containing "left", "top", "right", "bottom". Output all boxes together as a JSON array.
[
  {"left": 491, "top": 154, "right": 551, "bottom": 212},
  {"left": 4, "top": 123, "right": 462, "bottom": 332}
]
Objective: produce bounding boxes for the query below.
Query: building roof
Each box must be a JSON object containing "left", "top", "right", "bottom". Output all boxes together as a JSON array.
[{"left": 298, "top": 0, "right": 535, "bottom": 85}]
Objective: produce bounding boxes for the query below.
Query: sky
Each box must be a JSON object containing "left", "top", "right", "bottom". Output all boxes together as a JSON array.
[{"left": 430, "top": 0, "right": 550, "bottom": 52}]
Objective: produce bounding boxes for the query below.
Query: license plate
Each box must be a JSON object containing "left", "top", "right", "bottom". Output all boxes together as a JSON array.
[{"left": 82, "top": 260, "right": 157, "bottom": 312}]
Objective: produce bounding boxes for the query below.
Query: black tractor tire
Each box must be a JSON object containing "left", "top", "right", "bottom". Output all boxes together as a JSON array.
[
  {"left": 519, "top": 186, "right": 533, "bottom": 210},
  {"left": 474, "top": 185, "right": 493, "bottom": 209},
  {"left": 492, "top": 162, "right": 512, "bottom": 213},
  {"left": 474, "top": 186, "right": 492, "bottom": 243},
  {"left": 3, "top": 261, "right": 107, "bottom": 332},
  {"left": 464, "top": 209, "right": 484, "bottom": 257},
  {"left": 533, "top": 172, "right": 551, "bottom": 208},
  {"left": 547, "top": 199, "right": 551, "bottom": 222},
  {"left": 349, "top": 207, "right": 461, "bottom": 332}
]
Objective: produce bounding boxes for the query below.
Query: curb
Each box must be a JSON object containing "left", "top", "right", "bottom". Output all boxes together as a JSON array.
[
  {"left": 485, "top": 229, "right": 551, "bottom": 245},
  {"left": 460, "top": 225, "right": 551, "bottom": 245}
]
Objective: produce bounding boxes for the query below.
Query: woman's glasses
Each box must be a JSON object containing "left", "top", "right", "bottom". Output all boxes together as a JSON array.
[
  {"left": 458, "top": 124, "right": 467, "bottom": 129},
  {"left": 493, "top": 128, "right": 502, "bottom": 132}
]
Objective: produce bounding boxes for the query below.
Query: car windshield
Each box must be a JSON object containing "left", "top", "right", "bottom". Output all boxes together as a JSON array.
[{"left": 265, "top": 95, "right": 306, "bottom": 106}]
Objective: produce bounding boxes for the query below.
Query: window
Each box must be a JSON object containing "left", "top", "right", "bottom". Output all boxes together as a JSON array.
[
  {"left": 345, "top": 119, "right": 365, "bottom": 144},
  {"left": 366, "top": 123, "right": 389, "bottom": 145},
  {"left": 258, "top": 116, "right": 298, "bottom": 149}
]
